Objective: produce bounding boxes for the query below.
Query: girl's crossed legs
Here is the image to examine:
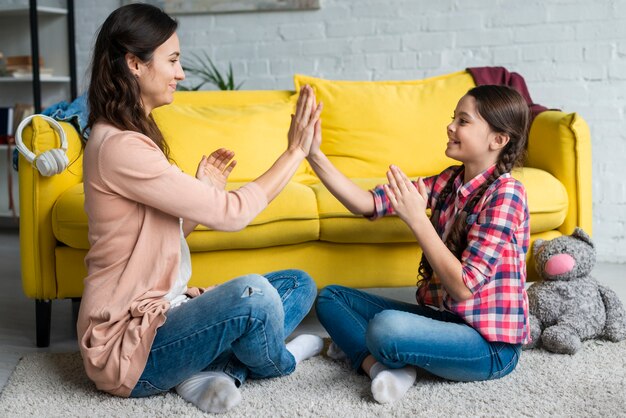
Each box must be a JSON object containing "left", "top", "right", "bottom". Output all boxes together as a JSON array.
[{"left": 316, "top": 285, "right": 521, "bottom": 401}]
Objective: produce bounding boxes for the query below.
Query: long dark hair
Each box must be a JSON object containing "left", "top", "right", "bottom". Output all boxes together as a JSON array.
[
  {"left": 417, "top": 85, "right": 530, "bottom": 289},
  {"left": 86, "top": 3, "right": 177, "bottom": 159}
]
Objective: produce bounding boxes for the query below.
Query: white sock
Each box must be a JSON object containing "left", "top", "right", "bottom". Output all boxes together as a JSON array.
[
  {"left": 369, "top": 362, "right": 417, "bottom": 404},
  {"left": 286, "top": 334, "right": 324, "bottom": 364},
  {"left": 175, "top": 371, "right": 242, "bottom": 414},
  {"left": 326, "top": 341, "right": 348, "bottom": 361}
]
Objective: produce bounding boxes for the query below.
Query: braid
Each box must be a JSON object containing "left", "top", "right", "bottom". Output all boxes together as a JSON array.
[{"left": 416, "top": 166, "right": 461, "bottom": 288}]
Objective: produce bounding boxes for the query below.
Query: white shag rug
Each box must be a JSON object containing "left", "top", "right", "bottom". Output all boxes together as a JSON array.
[{"left": 1, "top": 340, "right": 625, "bottom": 417}]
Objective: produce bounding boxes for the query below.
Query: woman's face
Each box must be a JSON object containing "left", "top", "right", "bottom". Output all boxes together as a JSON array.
[{"left": 134, "top": 32, "right": 185, "bottom": 114}]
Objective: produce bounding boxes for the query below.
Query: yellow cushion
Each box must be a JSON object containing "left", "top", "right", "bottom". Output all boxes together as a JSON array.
[
  {"left": 310, "top": 179, "right": 416, "bottom": 243},
  {"left": 52, "top": 181, "right": 319, "bottom": 251},
  {"left": 152, "top": 99, "right": 307, "bottom": 182},
  {"left": 511, "top": 167, "right": 568, "bottom": 233},
  {"left": 311, "top": 168, "right": 568, "bottom": 244},
  {"left": 188, "top": 181, "right": 319, "bottom": 251},
  {"left": 294, "top": 71, "right": 476, "bottom": 178}
]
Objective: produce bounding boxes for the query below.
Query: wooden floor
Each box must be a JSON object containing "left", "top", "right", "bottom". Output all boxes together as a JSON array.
[{"left": 1, "top": 227, "right": 625, "bottom": 391}]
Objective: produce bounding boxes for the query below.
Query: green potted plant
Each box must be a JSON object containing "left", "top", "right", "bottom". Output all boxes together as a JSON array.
[{"left": 179, "top": 51, "right": 243, "bottom": 91}]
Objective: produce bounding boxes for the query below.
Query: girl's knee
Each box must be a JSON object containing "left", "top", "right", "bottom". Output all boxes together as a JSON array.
[
  {"left": 317, "top": 285, "right": 348, "bottom": 303},
  {"left": 366, "top": 310, "right": 408, "bottom": 353},
  {"left": 315, "top": 285, "right": 346, "bottom": 313}
]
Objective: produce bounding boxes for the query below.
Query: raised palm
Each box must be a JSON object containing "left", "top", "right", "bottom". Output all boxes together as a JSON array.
[{"left": 196, "top": 148, "right": 237, "bottom": 190}]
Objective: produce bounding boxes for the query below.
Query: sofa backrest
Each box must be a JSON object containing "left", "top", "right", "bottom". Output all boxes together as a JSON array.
[
  {"left": 153, "top": 71, "right": 477, "bottom": 182},
  {"left": 295, "top": 70, "right": 476, "bottom": 178}
]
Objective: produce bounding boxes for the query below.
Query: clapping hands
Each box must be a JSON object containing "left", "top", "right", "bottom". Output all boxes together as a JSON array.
[
  {"left": 383, "top": 165, "right": 428, "bottom": 226},
  {"left": 195, "top": 148, "right": 237, "bottom": 190},
  {"left": 288, "top": 85, "right": 322, "bottom": 157}
]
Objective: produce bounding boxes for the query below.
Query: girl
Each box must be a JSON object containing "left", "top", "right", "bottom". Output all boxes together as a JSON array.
[
  {"left": 78, "top": 4, "right": 323, "bottom": 414},
  {"left": 309, "top": 85, "right": 531, "bottom": 404}
]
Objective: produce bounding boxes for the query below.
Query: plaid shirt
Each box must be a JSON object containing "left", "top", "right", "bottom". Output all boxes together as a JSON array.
[{"left": 370, "top": 165, "right": 530, "bottom": 344}]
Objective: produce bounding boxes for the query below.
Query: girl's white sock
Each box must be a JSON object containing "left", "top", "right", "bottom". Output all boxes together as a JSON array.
[
  {"left": 369, "top": 362, "right": 417, "bottom": 404},
  {"left": 286, "top": 334, "right": 324, "bottom": 364},
  {"left": 175, "top": 371, "right": 242, "bottom": 414}
]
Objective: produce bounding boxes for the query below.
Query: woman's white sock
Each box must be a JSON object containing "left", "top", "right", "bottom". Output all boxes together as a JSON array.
[
  {"left": 175, "top": 371, "right": 241, "bottom": 414},
  {"left": 286, "top": 334, "right": 324, "bottom": 364},
  {"left": 369, "top": 362, "right": 417, "bottom": 404}
]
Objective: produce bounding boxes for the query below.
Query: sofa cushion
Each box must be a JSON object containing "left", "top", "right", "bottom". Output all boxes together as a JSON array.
[
  {"left": 152, "top": 99, "right": 309, "bottom": 182},
  {"left": 311, "top": 167, "right": 568, "bottom": 243},
  {"left": 52, "top": 181, "right": 319, "bottom": 251},
  {"left": 294, "top": 71, "right": 476, "bottom": 178}
]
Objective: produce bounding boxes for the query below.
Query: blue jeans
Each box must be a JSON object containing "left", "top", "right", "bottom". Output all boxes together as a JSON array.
[
  {"left": 316, "top": 285, "right": 521, "bottom": 382},
  {"left": 130, "top": 269, "right": 317, "bottom": 397}
]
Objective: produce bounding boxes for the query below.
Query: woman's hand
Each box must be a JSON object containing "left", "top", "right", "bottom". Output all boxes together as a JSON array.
[
  {"left": 383, "top": 165, "right": 428, "bottom": 227},
  {"left": 288, "top": 85, "right": 322, "bottom": 157},
  {"left": 196, "top": 148, "right": 237, "bottom": 190}
]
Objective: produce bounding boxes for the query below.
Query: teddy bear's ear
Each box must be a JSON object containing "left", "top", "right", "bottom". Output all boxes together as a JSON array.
[{"left": 572, "top": 227, "right": 594, "bottom": 247}]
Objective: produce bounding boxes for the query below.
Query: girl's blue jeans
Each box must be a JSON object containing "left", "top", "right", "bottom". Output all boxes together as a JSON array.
[
  {"left": 316, "top": 285, "right": 521, "bottom": 382},
  {"left": 130, "top": 269, "right": 317, "bottom": 397}
]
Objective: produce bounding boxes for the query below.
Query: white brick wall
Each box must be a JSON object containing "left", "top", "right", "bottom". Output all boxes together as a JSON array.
[{"left": 74, "top": 0, "right": 626, "bottom": 263}]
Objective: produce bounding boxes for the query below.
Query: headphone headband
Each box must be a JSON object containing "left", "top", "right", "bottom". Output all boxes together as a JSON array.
[{"left": 15, "top": 114, "right": 68, "bottom": 164}]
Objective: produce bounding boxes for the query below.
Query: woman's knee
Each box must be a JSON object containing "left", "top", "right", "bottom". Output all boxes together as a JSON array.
[
  {"left": 277, "top": 269, "right": 317, "bottom": 301},
  {"left": 235, "top": 274, "right": 282, "bottom": 309}
]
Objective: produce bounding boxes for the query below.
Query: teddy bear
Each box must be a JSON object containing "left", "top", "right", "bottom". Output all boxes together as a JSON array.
[{"left": 523, "top": 227, "right": 626, "bottom": 354}]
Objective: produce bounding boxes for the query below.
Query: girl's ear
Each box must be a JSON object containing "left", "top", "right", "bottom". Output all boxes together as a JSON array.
[
  {"left": 490, "top": 133, "right": 510, "bottom": 151},
  {"left": 125, "top": 52, "right": 141, "bottom": 77}
]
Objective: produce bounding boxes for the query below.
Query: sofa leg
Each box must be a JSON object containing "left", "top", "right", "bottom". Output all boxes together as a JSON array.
[{"left": 35, "top": 299, "right": 51, "bottom": 348}]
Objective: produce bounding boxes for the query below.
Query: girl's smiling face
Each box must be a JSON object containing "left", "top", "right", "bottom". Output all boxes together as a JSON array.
[{"left": 446, "top": 94, "right": 507, "bottom": 178}]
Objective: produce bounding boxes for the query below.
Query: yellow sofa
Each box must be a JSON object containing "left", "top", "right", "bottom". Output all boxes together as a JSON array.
[{"left": 19, "top": 70, "right": 592, "bottom": 347}]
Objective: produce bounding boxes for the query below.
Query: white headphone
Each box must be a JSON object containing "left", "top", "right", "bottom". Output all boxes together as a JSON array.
[{"left": 15, "top": 114, "right": 69, "bottom": 177}]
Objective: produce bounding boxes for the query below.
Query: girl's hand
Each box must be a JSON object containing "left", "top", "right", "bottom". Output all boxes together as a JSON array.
[
  {"left": 308, "top": 89, "right": 323, "bottom": 159},
  {"left": 383, "top": 165, "right": 428, "bottom": 227},
  {"left": 288, "top": 85, "right": 323, "bottom": 157},
  {"left": 196, "top": 148, "right": 237, "bottom": 190}
]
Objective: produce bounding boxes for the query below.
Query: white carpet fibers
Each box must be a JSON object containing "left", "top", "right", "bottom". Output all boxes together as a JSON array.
[{"left": 1, "top": 341, "right": 625, "bottom": 417}]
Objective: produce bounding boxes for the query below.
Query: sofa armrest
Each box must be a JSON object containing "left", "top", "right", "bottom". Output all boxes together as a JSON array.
[
  {"left": 19, "top": 117, "right": 83, "bottom": 300},
  {"left": 526, "top": 110, "right": 592, "bottom": 236}
]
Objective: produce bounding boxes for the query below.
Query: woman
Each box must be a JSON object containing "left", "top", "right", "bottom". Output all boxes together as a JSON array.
[{"left": 78, "top": 3, "right": 323, "bottom": 414}]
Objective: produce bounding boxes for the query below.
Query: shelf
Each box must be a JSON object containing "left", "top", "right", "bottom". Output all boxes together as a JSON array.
[
  {"left": 0, "top": 76, "right": 71, "bottom": 83},
  {"left": 0, "top": 6, "right": 67, "bottom": 16}
]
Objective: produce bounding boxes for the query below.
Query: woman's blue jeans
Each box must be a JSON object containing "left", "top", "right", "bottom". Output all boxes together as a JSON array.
[
  {"left": 316, "top": 285, "right": 521, "bottom": 382},
  {"left": 130, "top": 269, "right": 317, "bottom": 397}
]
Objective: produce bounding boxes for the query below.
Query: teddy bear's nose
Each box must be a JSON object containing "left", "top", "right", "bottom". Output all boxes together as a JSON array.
[{"left": 544, "top": 253, "right": 576, "bottom": 276}]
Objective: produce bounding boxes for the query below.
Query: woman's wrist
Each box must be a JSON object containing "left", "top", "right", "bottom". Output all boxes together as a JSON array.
[{"left": 285, "top": 146, "right": 307, "bottom": 160}]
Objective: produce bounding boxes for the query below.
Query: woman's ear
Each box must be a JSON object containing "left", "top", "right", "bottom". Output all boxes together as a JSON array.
[
  {"left": 125, "top": 52, "right": 141, "bottom": 78},
  {"left": 490, "top": 133, "right": 510, "bottom": 151}
]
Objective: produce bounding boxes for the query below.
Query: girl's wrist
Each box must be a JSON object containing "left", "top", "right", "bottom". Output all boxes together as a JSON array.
[{"left": 306, "top": 149, "right": 325, "bottom": 165}]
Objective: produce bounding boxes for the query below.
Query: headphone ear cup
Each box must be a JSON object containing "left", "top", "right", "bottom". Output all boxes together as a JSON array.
[
  {"left": 35, "top": 149, "right": 68, "bottom": 176},
  {"left": 50, "top": 148, "right": 69, "bottom": 174},
  {"left": 35, "top": 152, "right": 55, "bottom": 176}
]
